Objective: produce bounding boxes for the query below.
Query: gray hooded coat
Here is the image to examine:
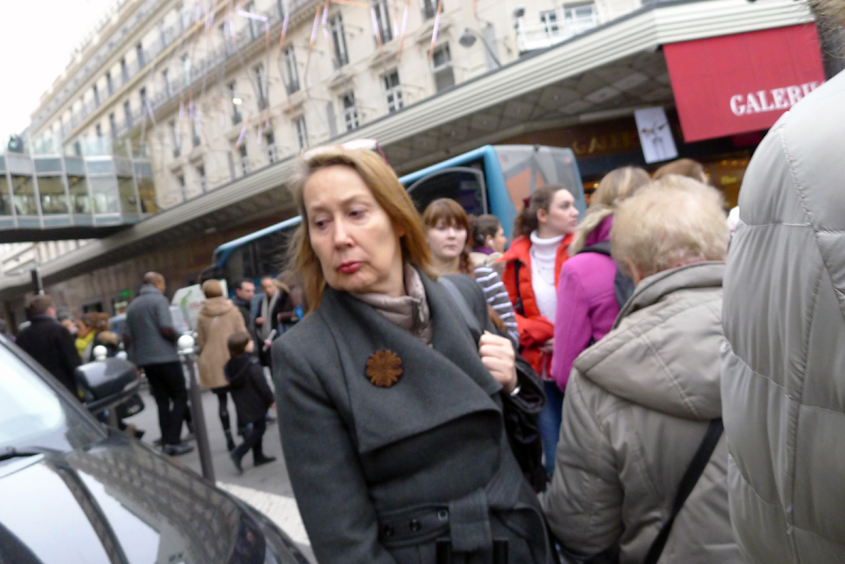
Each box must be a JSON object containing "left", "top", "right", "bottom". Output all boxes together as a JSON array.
[
  {"left": 721, "top": 70, "right": 845, "bottom": 563},
  {"left": 542, "top": 262, "right": 743, "bottom": 563}
]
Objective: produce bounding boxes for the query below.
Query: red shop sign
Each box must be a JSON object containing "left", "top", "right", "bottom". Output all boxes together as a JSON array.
[{"left": 664, "top": 24, "right": 826, "bottom": 143}]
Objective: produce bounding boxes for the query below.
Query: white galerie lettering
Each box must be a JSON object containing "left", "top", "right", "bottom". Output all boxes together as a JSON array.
[{"left": 730, "top": 82, "right": 822, "bottom": 116}]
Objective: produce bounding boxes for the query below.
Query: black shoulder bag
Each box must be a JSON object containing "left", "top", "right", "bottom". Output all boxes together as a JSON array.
[
  {"left": 439, "top": 276, "right": 547, "bottom": 493},
  {"left": 512, "top": 260, "right": 525, "bottom": 316}
]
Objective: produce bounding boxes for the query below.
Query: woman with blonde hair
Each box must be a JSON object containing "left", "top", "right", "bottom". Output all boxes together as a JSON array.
[
  {"left": 274, "top": 148, "right": 553, "bottom": 563},
  {"left": 551, "top": 166, "right": 650, "bottom": 392},
  {"left": 423, "top": 199, "right": 519, "bottom": 343},
  {"left": 500, "top": 184, "right": 580, "bottom": 476},
  {"left": 543, "top": 176, "right": 742, "bottom": 563},
  {"left": 196, "top": 278, "right": 247, "bottom": 452}
]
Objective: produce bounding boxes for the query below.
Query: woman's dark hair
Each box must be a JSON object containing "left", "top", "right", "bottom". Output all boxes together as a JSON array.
[
  {"left": 512, "top": 184, "right": 573, "bottom": 239},
  {"left": 470, "top": 214, "right": 502, "bottom": 248},
  {"left": 80, "top": 312, "right": 99, "bottom": 330},
  {"left": 227, "top": 331, "right": 252, "bottom": 358}
]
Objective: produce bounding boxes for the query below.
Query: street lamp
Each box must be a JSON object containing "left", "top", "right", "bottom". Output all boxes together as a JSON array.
[{"left": 458, "top": 28, "right": 502, "bottom": 68}]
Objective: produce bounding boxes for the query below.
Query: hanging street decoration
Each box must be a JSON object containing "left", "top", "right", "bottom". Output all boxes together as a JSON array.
[
  {"left": 398, "top": 0, "right": 410, "bottom": 57},
  {"left": 279, "top": 3, "right": 290, "bottom": 47},
  {"left": 306, "top": 3, "right": 322, "bottom": 73},
  {"left": 331, "top": 0, "right": 369, "bottom": 7},
  {"left": 370, "top": 6, "right": 383, "bottom": 53},
  {"left": 322, "top": 0, "right": 332, "bottom": 45},
  {"left": 235, "top": 118, "right": 248, "bottom": 148},
  {"left": 429, "top": 0, "right": 444, "bottom": 61}
]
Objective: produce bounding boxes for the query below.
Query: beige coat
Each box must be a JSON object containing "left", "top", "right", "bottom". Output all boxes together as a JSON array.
[
  {"left": 721, "top": 70, "right": 845, "bottom": 564},
  {"left": 196, "top": 296, "right": 246, "bottom": 389},
  {"left": 542, "top": 262, "right": 744, "bottom": 564}
]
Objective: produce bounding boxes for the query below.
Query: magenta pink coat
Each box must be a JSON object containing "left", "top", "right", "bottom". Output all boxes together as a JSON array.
[{"left": 551, "top": 215, "right": 619, "bottom": 391}]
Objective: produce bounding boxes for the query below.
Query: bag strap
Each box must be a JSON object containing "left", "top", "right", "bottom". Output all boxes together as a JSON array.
[
  {"left": 577, "top": 240, "right": 612, "bottom": 257},
  {"left": 643, "top": 418, "right": 724, "bottom": 564},
  {"left": 577, "top": 240, "right": 635, "bottom": 310},
  {"left": 513, "top": 260, "right": 525, "bottom": 317},
  {"left": 439, "top": 276, "right": 483, "bottom": 342}
]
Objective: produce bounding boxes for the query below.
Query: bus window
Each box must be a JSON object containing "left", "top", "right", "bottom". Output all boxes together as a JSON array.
[
  {"left": 493, "top": 145, "right": 586, "bottom": 216},
  {"left": 216, "top": 221, "right": 298, "bottom": 290},
  {"left": 255, "top": 230, "right": 289, "bottom": 276},
  {"left": 405, "top": 167, "right": 488, "bottom": 216}
]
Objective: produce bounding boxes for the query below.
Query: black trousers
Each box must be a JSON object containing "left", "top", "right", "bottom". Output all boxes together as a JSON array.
[
  {"left": 143, "top": 361, "right": 188, "bottom": 446},
  {"left": 232, "top": 418, "right": 267, "bottom": 463}
]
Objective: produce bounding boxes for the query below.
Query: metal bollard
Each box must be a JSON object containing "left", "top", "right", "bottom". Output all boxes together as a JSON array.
[
  {"left": 178, "top": 334, "right": 215, "bottom": 484},
  {"left": 93, "top": 345, "right": 119, "bottom": 428},
  {"left": 93, "top": 345, "right": 108, "bottom": 361}
]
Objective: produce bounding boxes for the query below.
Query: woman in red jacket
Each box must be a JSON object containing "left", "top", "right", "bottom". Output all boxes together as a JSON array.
[{"left": 501, "top": 184, "right": 579, "bottom": 476}]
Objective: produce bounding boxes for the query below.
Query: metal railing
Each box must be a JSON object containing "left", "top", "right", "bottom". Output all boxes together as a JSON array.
[
  {"left": 515, "top": 10, "right": 599, "bottom": 52},
  {"left": 31, "top": 0, "right": 168, "bottom": 131},
  {"left": 109, "top": 3, "right": 295, "bottom": 140},
  {"left": 37, "top": 0, "right": 328, "bottom": 145},
  {"left": 33, "top": 0, "right": 297, "bottom": 133}
]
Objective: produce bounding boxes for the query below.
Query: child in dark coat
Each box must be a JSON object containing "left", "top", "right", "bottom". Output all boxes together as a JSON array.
[{"left": 224, "top": 331, "right": 276, "bottom": 473}]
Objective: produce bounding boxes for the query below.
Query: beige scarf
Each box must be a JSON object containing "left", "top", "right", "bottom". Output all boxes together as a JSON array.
[{"left": 352, "top": 265, "right": 432, "bottom": 344}]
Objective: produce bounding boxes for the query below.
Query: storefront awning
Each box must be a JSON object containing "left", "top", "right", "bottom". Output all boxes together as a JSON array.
[{"left": 664, "top": 24, "right": 826, "bottom": 143}]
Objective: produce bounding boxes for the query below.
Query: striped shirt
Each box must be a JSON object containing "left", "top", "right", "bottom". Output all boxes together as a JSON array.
[{"left": 473, "top": 266, "right": 520, "bottom": 344}]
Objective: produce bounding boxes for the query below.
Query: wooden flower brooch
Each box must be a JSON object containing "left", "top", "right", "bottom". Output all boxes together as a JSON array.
[{"left": 366, "top": 350, "right": 403, "bottom": 387}]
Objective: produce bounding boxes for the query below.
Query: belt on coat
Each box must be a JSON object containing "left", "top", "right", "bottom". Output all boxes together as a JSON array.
[
  {"left": 376, "top": 452, "right": 550, "bottom": 558},
  {"left": 377, "top": 488, "right": 492, "bottom": 551}
]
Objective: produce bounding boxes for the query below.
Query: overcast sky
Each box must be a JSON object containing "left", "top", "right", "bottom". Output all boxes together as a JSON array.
[{"left": 0, "top": 0, "right": 113, "bottom": 142}]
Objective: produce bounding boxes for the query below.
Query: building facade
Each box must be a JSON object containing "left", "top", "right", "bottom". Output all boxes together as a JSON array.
[
  {"left": 29, "top": 0, "right": 634, "bottom": 209},
  {"left": 2, "top": 0, "right": 821, "bottom": 325}
]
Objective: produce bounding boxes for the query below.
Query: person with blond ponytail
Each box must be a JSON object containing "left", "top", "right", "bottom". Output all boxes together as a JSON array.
[{"left": 550, "top": 167, "right": 650, "bottom": 393}]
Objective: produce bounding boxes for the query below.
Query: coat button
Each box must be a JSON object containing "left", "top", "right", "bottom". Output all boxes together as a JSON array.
[
  {"left": 437, "top": 509, "right": 449, "bottom": 521},
  {"left": 409, "top": 519, "right": 421, "bottom": 532},
  {"left": 383, "top": 525, "right": 395, "bottom": 538}
]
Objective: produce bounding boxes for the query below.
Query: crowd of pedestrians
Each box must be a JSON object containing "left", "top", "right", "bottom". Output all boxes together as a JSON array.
[
  {"left": 6, "top": 35, "right": 843, "bottom": 562},
  {"left": 270, "top": 63, "right": 843, "bottom": 564}
]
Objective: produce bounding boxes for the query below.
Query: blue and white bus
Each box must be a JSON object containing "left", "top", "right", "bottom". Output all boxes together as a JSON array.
[{"left": 210, "top": 144, "right": 585, "bottom": 290}]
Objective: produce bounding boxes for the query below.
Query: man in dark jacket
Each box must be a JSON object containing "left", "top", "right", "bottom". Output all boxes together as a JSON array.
[
  {"left": 124, "top": 272, "right": 193, "bottom": 456},
  {"left": 16, "top": 294, "right": 81, "bottom": 396},
  {"left": 224, "top": 331, "right": 275, "bottom": 473},
  {"left": 231, "top": 279, "right": 258, "bottom": 345}
]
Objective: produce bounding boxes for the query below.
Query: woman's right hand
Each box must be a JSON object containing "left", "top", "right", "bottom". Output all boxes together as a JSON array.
[
  {"left": 479, "top": 331, "right": 518, "bottom": 394},
  {"left": 540, "top": 338, "right": 554, "bottom": 354}
]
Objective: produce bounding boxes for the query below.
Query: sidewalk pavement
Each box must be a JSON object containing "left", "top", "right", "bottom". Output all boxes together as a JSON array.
[{"left": 123, "top": 381, "right": 315, "bottom": 562}]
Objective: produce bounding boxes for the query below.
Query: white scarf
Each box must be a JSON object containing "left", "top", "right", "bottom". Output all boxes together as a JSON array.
[{"left": 529, "top": 231, "right": 564, "bottom": 321}]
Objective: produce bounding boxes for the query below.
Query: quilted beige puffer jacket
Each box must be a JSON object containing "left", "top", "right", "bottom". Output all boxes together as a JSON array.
[
  {"left": 721, "top": 70, "right": 845, "bottom": 564},
  {"left": 542, "top": 262, "right": 744, "bottom": 564}
]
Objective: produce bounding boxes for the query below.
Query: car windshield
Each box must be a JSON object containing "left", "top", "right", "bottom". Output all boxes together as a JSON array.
[{"left": 0, "top": 343, "right": 102, "bottom": 453}]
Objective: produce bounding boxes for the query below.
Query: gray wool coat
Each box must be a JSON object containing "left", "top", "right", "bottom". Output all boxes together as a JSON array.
[{"left": 272, "top": 271, "right": 552, "bottom": 564}]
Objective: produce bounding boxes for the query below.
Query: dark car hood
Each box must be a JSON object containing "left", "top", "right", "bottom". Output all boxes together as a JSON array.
[{"left": 0, "top": 432, "right": 265, "bottom": 564}]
